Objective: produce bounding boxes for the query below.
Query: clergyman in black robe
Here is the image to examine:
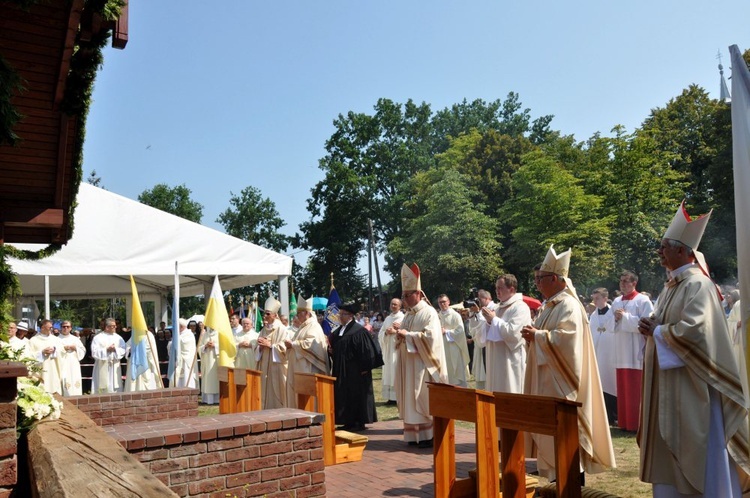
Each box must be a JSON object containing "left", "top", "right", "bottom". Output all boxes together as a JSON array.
[{"left": 329, "top": 303, "right": 383, "bottom": 431}]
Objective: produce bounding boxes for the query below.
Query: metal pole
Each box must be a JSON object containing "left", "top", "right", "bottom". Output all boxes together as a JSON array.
[{"left": 368, "top": 219, "right": 385, "bottom": 313}]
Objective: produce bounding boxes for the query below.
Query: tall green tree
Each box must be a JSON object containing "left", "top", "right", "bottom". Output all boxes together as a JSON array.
[
  {"left": 638, "top": 86, "right": 735, "bottom": 282},
  {"left": 501, "top": 150, "right": 613, "bottom": 293},
  {"left": 388, "top": 168, "right": 503, "bottom": 299},
  {"left": 138, "top": 183, "right": 203, "bottom": 223},
  {"left": 217, "top": 186, "right": 290, "bottom": 305},
  {"left": 217, "top": 186, "right": 289, "bottom": 253}
]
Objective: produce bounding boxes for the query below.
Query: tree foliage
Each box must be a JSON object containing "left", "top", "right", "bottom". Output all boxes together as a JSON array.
[
  {"left": 217, "top": 186, "right": 290, "bottom": 253},
  {"left": 138, "top": 183, "right": 203, "bottom": 223},
  {"left": 388, "top": 168, "right": 503, "bottom": 300}
]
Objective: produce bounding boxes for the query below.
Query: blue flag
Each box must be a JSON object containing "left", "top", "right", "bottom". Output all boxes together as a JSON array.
[
  {"left": 322, "top": 287, "right": 341, "bottom": 336},
  {"left": 239, "top": 296, "right": 246, "bottom": 319}
]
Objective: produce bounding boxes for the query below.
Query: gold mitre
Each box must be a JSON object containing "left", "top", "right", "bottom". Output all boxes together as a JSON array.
[
  {"left": 663, "top": 200, "right": 712, "bottom": 250},
  {"left": 264, "top": 296, "right": 281, "bottom": 314},
  {"left": 539, "top": 245, "right": 571, "bottom": 277},
  {"left": 401, "top": 263, "right": 422, "bottom": 292},
  {"left": 296, "top": 293, "right": 314, "bottom": 312}
]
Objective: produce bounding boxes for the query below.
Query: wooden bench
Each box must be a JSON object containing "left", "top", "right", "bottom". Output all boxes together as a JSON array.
[
  {"left": 428, "top": 383, "right": 584, "bottom": 498},
  {"left": 294, "top": 372, "right": 368, "bottom": 465},
  {"left": 218, "top": 367, "right": 261, "bottom": 414}
]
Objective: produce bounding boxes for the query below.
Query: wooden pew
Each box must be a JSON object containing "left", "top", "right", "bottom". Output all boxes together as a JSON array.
[
  {"left": 493, "top": 392, "right": 581, "bottom": 498},
  {"left": 218, "top": 367, "right": 261, "bottom": 413},
  {"left": 428, "top": 383, "right": 583, "bottom": 498},
  {"left": 293, "top": 372, "right": 367, "bottom": 466},
  {"left": 428, "top": 382, "right": 500, "bottom": 498}
]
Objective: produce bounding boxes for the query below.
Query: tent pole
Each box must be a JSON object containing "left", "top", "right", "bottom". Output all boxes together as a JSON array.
[{"left": 44, "top": 275, "right": 50, "bottom": 320}]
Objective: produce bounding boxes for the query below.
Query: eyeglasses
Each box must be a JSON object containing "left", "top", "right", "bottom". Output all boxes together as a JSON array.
[
  {"left": 437, "top": 300, "right": 449, "bottom": 304},
  {"left": 533, "top": 274, "right": 555, "bottom": 283},
  {"left": 61, "top": 325, "right": 71, "bottom": 328},
  {"left": 403, "top": 291, "right": 417, "bottom": 297}
]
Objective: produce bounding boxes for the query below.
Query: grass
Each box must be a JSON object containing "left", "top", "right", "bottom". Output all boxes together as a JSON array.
[{"left": 198, "top": 368, "right": 651, "bottom": 497}]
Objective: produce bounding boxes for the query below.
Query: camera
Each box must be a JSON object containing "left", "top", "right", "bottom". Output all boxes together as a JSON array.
[{"left": 462, "top": 287, "right": 479, "bottom": 309}]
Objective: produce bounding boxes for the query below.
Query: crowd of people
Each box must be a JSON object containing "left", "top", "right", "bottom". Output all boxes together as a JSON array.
[{"left": 5, "top": 200, "right": 749, "bottom": 496}]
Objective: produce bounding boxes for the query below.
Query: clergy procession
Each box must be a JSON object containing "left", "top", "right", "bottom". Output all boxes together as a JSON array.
[{"left": 6, "top": 200, "right": 750, "bottom": 496}]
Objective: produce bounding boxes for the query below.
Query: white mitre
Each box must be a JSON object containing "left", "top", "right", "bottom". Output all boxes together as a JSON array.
[
  {"left": 401, "top": 263, "right": 422, "bottom": 292},
  {"left": 264, "top": 296, "right": 281, "bottom": 314},
  {"left": 539, "top": 245, "right": 571, "bottom": 277},
  {"left": 296, "top": 294, "right": 314, "bottom": 313},
  {"left": 663, "top": 200, "right": 711, "bottom": 250}
]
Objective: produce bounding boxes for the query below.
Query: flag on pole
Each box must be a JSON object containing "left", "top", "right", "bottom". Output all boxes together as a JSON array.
[
  {"left": 167, "top": 262, "right": 181, "bottom": 383},
  {"left": 255, "top": 298, "right": 263, "bottom": 332},
  {"left": 204, "top": 276, "right": 237, "bottom": 367},
  {"left": 239, "top": 296, "right": 246, "bottom": 319},
  {"left": 289, "top": 292, "right": 298, "bottom": 321},
  {"left": 322, "top": 286, "right": 341, "bottom": 336},
  {"left": 129, "top": 276, "right": 149, "bottom": 380},
  {"left": 729, "top": 44, "right": 750, "bottom": 400}
]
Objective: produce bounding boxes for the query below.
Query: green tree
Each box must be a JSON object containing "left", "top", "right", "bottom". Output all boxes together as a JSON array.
[
  {"left": 638, "top": 86, "right": 735, "bottom": 282},
  {"left": 217, "top": 186, "right": 290, "bottom": 305},
  {"left": 388, "top": 168, "right": 503, "bottom": 299},
  {"left": 86, "top": 169, "right": 104, "bottom": 188},
  {"left": 217, "top": 186, "right": 290, "bottom": 253},
  {"left": 138, "top": 183, "right": 203, "bottom": 223},
  {"left": 501, "top": 150, "right": 613, "bottom": 293}
]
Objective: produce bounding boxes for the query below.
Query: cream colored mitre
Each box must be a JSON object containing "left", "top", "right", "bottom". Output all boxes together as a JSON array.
[
  {"left": 539, "top": 245, "right": 571, "bottom": 277},
  {"left": 264, "top": 296, "right": 281, "bottom": 314},
  {"left": 296, "top": 294, "right": 314, "bottom": 312},
  {"left": 401, "top": 263, "right": 422, "bottom": 292},
  {"left": 663, "top": 200, "right": 711, "bottom": 250}
]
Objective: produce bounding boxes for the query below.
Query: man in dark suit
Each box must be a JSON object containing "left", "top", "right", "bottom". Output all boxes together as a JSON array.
[{"left": 329, "top": 302, "right": 382, "bottom": 431}]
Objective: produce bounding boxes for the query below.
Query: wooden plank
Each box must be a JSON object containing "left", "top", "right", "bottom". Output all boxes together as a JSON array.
[
  {"left": 112, "top": 0, "right": 128, "bottom": 49},
  {"left": 500, "top": 428, "right": 526, "bottom": 498},
  {"left": 433, "top": 415, "right": 455, "bottom": 498},
  {"left": 246, "top": 369, "right": 261, "bottom": 411},
  {"left": 493, "top": 392, "right": 579, "bottom": 436},
  {"left": 554, "top": 403, "right": 581, "bottom": 498},
  {"left": 55, "top": 0, "right": 84, "bottom": 106},
  {"left": 475, "top": 393, "right": 499, "bottom": 498},
  {"left": 428, "top": 383, "right": 480, "bottom": 422},
  {"left": 1, "top": 208, "right": 63, "bottom": 227}
]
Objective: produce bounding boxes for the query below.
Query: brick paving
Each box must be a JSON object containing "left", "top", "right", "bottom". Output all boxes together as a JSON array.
[{"left": 324, "top": 419, "right": 499, "bottom": 497}]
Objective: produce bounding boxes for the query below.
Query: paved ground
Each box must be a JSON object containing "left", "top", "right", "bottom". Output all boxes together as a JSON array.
[{"left": 324, "top": 419, "right": 537, "bottom": 497}]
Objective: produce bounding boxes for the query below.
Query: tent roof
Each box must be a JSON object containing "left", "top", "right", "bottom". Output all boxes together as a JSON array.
[{"left": 8, "top": 184, "right": 293, "bottom": 298}]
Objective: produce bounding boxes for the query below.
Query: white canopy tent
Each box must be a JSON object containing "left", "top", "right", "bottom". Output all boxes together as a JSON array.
[{"left": 8, "top": 183, "right": 293, "bottom": 324}]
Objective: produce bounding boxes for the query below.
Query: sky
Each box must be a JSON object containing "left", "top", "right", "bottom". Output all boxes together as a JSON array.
[{"left": 83, "top": 1, "right": 750, "bottom": 274}]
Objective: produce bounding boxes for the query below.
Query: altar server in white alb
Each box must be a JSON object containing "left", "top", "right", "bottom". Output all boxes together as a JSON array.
[
  {"left": 58, "top": 320, "right": 85, "bottom": 396},
  {"left": 169, "top": 318, "right": 198, "bottom": 388},
  {"left": 378, "top": 298, "right": 404, "bottom": 403},
  {"left": 588, "top": 288, "right": 617, "bottom": 425},
  {"left": 91, "top": 318, "right": 127, "bottom": 393},
  {"left": 198, "top": 324, "right": 220, "bottom": 404},
  {"left": 28, "top": 319, "right": 62, "bottom": 394},
  {"left": 437, "top": 294, "right": 470, "bottom": 387},
  {"left": 611, "top": 269, "right": 653, "bottom": 431},
  {"left": 637, "top": 201, "right": 750, "bottom": 497}
]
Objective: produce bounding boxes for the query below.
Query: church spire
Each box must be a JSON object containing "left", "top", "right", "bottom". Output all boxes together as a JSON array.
[{"left": 718, "top": 50, "right": 731, "bottom": 102}]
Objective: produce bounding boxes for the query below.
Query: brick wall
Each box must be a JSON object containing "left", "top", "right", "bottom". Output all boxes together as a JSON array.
[
  {"left": 104, "top": 408, "right": 326, "bottom": 498},
  {"left": 0, "top": 362, "right": 27, "bottom": 498},
  {"left": 66, "top": 387, "right": 199, "bottom": 426}
]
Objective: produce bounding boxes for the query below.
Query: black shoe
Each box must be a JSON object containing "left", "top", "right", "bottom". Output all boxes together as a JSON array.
[
  {"left": 407, "top": 441, "right": 418, "bottom": 446},
  {"left": 417, "top": 439, "right": 433, "bottom": 448},
  {"left": 350, "top": 424, "right": 366, "bottom": 432}
]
